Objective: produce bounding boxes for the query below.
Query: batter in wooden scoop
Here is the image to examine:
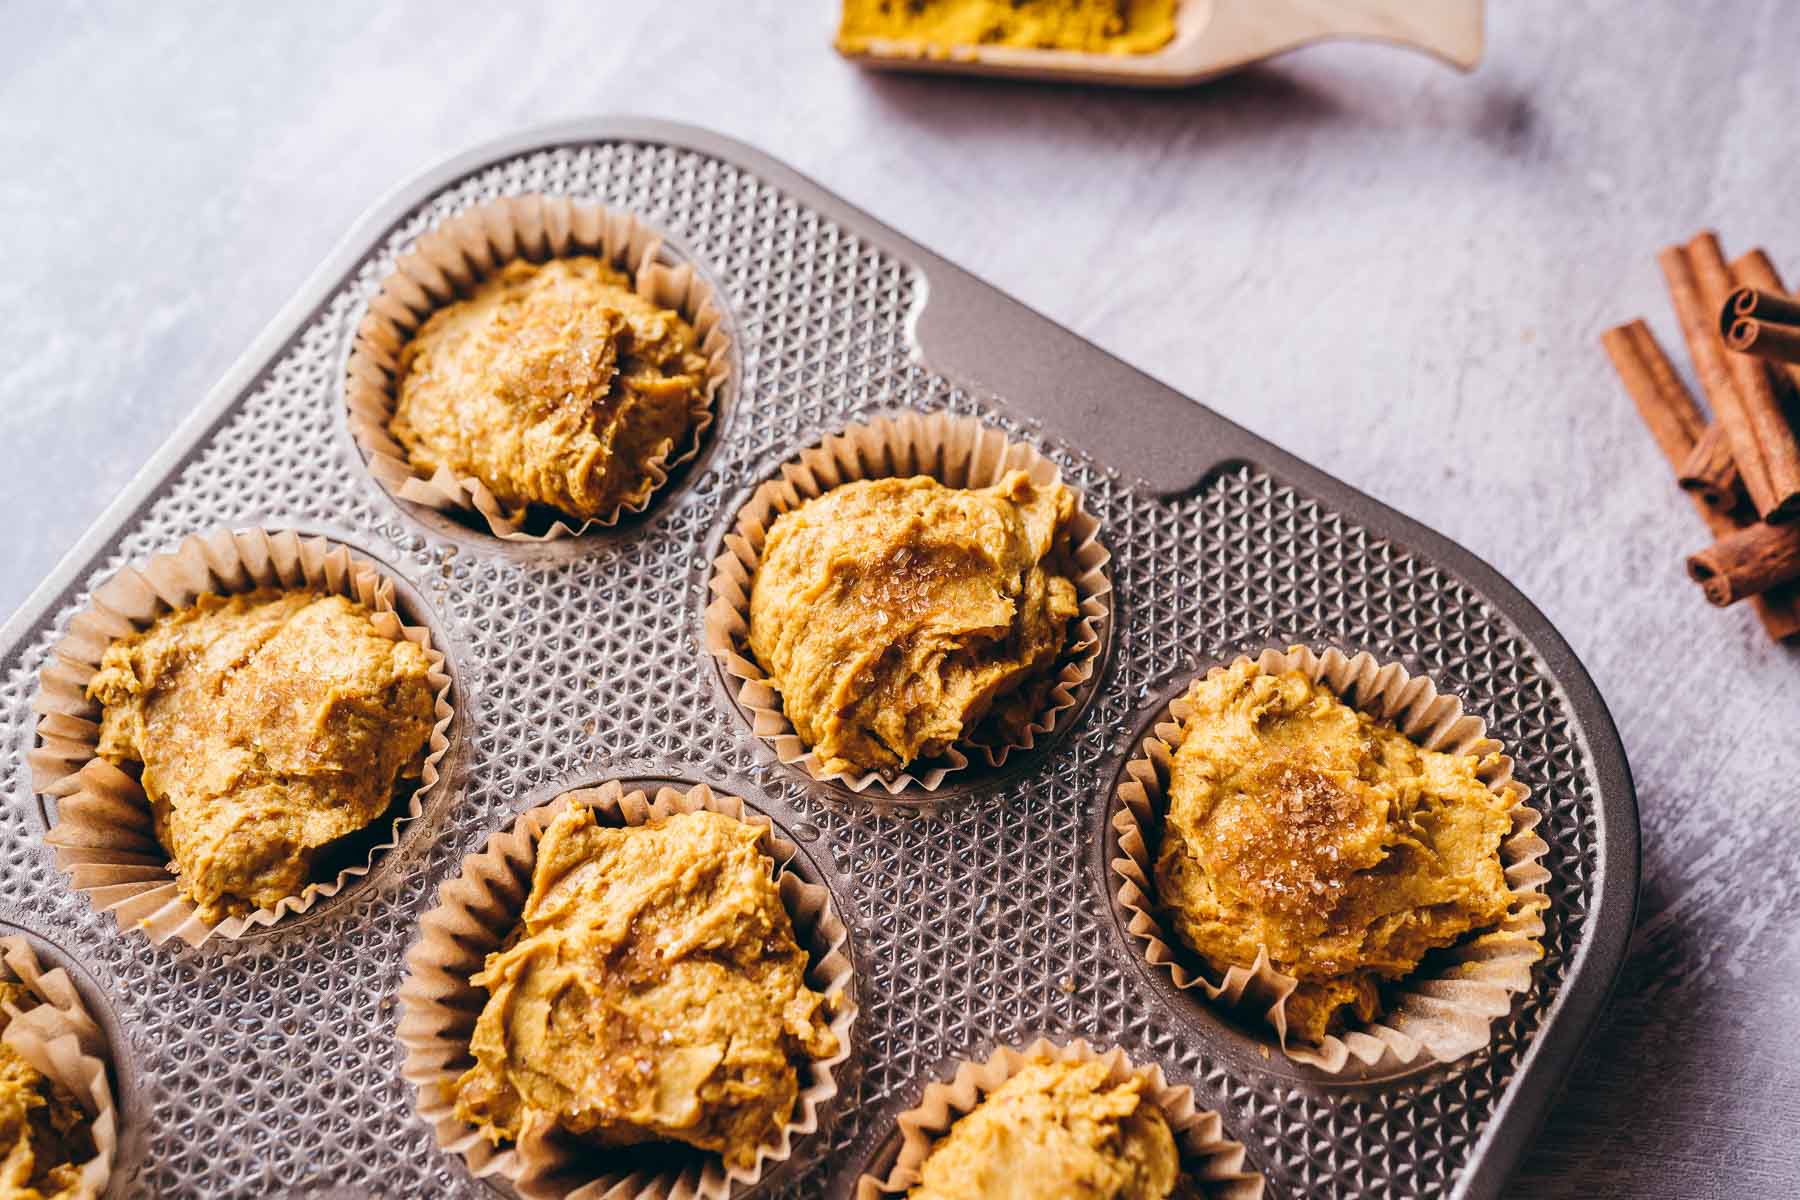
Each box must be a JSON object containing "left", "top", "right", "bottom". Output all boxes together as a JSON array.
[
  {"left": 748, "top": 471, "right": 1080, "bottom": 776},
  {"left": 451, "top": 807, "right": 838, "bottom": 1169},
  {"left": 88, "top": 589, "right": 437, "bottom": 925},
  {"left": 388, "top": 257, "right": 706, "bottom": 523},
  {"left": 0, "top": 983, "right": 96, "bottom": 1200},
  {"left": 909, "top": 1058, "right": 1191, "bottom": 1199},
  {"left": 837, "top": 0, "right": 1177, "bottom": 56},
  {"left": 1154, "top": 663, "right": 1521, "bottom": 1045}
]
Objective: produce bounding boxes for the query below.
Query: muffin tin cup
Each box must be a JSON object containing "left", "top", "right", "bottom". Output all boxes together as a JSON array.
[
  {"left": 0, "top": 934, "right": 119, "bottom": 1197},
  {"left": 1110, "top": 646, "right": 1552, "bottom": 1076},
  {"left": 26, "top": 527, "right": 457, "bottom": 948},
  {"left": 344, "top": 192, "right": 732, "bottom": 540},
  {"left": 854, "top": 1037, "right": 1263, "bottom": 1199},
  {"left": 703, "top": 410, "right": 1113, "bottom": 796},
  {"left": 395, "top": 779, "right": 857, "bottom": 1200}
]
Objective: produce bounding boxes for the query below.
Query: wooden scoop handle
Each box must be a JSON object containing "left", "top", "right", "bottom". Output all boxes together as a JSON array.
[{"left": 1197, "top": 0, "right": 1485, "bottom": 74}]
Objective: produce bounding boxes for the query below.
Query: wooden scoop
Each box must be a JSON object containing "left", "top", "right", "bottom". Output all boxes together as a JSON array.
[{"left": 838, "top": 0, "right": 1485, "bottom": 87}]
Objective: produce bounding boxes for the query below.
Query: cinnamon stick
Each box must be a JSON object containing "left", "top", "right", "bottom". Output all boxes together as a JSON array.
[
  {"left": 1601, "top": 317, "right": 1800, "bottom": 639},
  {"left": 1681, "top": 495, "right": 1800, "bottom": 640},
  {"left": 1727, "top": 252, "right": 1800, "bottom": 396},
  {"left": 1721, "top": 284, "right": 1800, "bottom": 331},
  {"left": 1761, "top": 581, "right": 1800, "bottom": 639},
  {"left": 1724, "top": 318, "right": 1800, "bottom": 366},
  {"left": 1677, "top": 423, "right": 1742, "bottom": 509},
  {"left": 1687, "top": 521, "right": 1800, "bottom": 606},
  {"left": 1658, "top": 237, "right": 1776, "bottom": 513},
  {"left": 1601, "top": 320, "right": 1705, "bottom": 461},
  {"left": 1720, "top": 246, "right": 1800, "bottom": 520}
]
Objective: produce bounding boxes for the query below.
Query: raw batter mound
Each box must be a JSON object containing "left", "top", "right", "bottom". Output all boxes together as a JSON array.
[
  {"left": 88, "top": 589, "right": 437, "bottom": 924},
  {"left": 451, "top": 808, "right": 839, "bottom": 1169},
  {"left": 909, "top": 1058, "right": 1190, "bottom": 1199},
  {"left": 0, "top": 983, "right": 95, "bottom": 1200},
  {"left": 838, "top": 0, "right": 1177, "bottom": 56},
  {"left": 388, "top": 257, "right": 706, "bottom": 522},
  {"left": 748, "top": 471, "right": 1079, "bottom": 775},
  {"left": 1154, "top": 663, "right": 1518, "bottom": 1044}
]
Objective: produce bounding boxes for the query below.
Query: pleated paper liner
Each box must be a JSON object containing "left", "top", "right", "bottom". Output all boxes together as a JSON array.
[
  {"left": 1110, "top": 646, "right": 1551, "bottom": 1076},
  {"left": 344, "top": 192, "right": 732, "bottom": 540},
  {"left": 703, "top": 411, "right": 1113, "bottom": 796},
  {"left": 855, "top": 1037, "right": 1263, "bottom": 1199},
  {"left": 396, "top": 780, "right": 857, "bottom": 1200},
  {"left": 26, "top": 528, "right": 456, "bottom": 948},
  {"left": 0, "top": 935, "right": 119, "bottom": 1198}
]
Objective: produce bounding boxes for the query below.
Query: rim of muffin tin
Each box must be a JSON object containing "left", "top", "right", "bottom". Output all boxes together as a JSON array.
[
  {"left": 1091, "top": 641, "right": 1543, "bottom": 1090},
  {"left": 699, "top": 409, "right": 1119, "bottom": 809},
  {"left": 0, "top": 914, "right": 146, "bottom": 1199},
  {"left": 0, "top": 119, "right": 1636, "bottom": 1200},
  {"left": 430, "top": 767, "right": 863, "bottom": 1198},
  {"left": 334, "top": 209, "right": 744, "bottom": 560},
  {"left": 29, "top": 522, "right": 470, "bottom": 944}
]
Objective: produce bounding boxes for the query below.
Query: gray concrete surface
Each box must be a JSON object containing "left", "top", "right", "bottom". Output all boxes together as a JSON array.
[{"left": 3, "top": 2, "right": 1798, "bottom": 1195}]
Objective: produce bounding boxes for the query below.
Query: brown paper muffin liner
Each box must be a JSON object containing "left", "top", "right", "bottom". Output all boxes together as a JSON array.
[
  {"left": 344, "top": 193, "right": 731, "bottom": 540},
  {"left": 855, "top": 1037, "right": 1263, "bottom": 1199},
  {"left": 396, "top": 780, "right": 857, "bottom": 1200},
  {"left": 0, "top": 935, "right": 119, "bottom": 1198},
  {"left": 1110, "top": 646, "right": 1552, "bottom": 1075},
  {"left": 703, "top": 411, "right": 1113, "bottom": 795},
  {"left": 26, "top": 528, "right": 457, "bottom": 948}
]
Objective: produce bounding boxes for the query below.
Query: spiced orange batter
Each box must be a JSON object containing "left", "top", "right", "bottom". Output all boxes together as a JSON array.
[
  {"left": 451, "top": 808, "right": 838, "bottom": 1168},
  {"left": 88, "top": 589, "right": 437, "bottom": 924},
  {"left": 749, "top": 472, "right": 1079, "bottom": 775},
  {"left": 0, "top": 983, "right": 95, "bottom": 1200},
  {"left": 1153, "top": 663, "right": 1519, "bottom": 1044},
  {"left": 909, "top": 1058, "right": 1189, "bottom": 1199},
  {"left": 389, "top": 257, "right": 706, "bottom": 522}
]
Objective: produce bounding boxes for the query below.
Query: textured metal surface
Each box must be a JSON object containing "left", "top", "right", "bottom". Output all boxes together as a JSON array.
[{"left": 0, "top": 129, "right": 1620, "bottom": 1198}]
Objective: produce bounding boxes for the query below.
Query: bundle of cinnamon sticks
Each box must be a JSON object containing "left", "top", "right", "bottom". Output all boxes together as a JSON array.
[{"left": 1603, "top": 231, "right": 1800, "bottom": 642}]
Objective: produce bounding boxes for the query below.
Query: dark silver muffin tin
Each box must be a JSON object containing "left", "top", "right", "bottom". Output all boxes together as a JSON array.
[{"left": 0, "top": 119, "right": 1637, "bottom": 1198}]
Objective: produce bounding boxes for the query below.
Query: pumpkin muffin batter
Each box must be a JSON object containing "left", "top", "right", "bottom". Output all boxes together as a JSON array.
[
  {"left": 451, "top": 807, "right": 838, "bottom": 1169},
  {"left": 749, "top": 471, "right": 1079, "bottom": 776},
  {"left": 388, "top": 257, "right": 707, "bottom": 523},
  {"left": 87, "top": 589, "right": 437, "bottom": 925},
  {"left": 1153, "top": 663, "right": 1519, "bottom": 1045},
  {"left": 838, "top": 0, "right": 1178, "bottom": 56},
  {"left": 909, "top": 1058, "right": 1191, "bottom": 1199},
  {"left": 0, "top": 983, "right": 95, "bottom": 1200}
]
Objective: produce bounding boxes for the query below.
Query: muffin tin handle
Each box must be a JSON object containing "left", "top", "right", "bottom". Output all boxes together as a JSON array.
[{"left": 909, "top": 263, "right": 1248, "bottom": 498}]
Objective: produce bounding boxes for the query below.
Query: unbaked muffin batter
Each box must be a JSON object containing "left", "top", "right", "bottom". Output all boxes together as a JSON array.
[
  {"left": 909, "top": 1058, "right": 1189, "bottom": 1199},
  {"left": 451, "top": 807, "right": 838, "bottom": 1168},
  {"left": 88, "top": 589, "right": 437, "bottom": 924},
  {"left": 0, "top": 983, "right": 95, "bottom": 1200},
  {"left": 749, "top": 471, "right": 1079, "bottom": 775},
  {"left": 388, "top": 257, "right": 706, "bottom": 523},
  {"left": 1153, "top": 663, "right": 1519, "bottom": 1044}
]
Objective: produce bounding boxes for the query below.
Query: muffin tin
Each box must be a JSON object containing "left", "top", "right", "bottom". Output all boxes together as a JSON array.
[{"left": 0, "top": 119, "right": 1638, "bottom": 1197}]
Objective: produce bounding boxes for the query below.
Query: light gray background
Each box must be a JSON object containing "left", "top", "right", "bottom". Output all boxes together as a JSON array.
[{"left": 3, "top": 2, "right": 1797, "bottom": 1196}]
